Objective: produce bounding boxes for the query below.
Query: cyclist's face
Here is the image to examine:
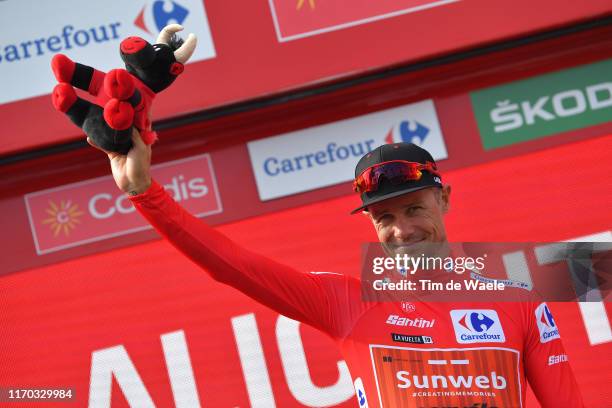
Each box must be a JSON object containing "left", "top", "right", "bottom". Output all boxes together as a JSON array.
[{"left": 367, "top": 186, "right": 450, "bottom": 252}]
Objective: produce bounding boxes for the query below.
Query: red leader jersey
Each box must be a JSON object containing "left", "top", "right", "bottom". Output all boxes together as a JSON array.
[{"left": 130, "top": 180, "right": 584, "bottom": 408}]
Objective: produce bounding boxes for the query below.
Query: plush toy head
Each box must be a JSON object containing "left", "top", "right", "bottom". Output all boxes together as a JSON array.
[
  {"left": 120, "top": 25, "right": 196, "bottom": 93},
  {"left": 51, "top": 24, "right": 197, "bottom": 154}
]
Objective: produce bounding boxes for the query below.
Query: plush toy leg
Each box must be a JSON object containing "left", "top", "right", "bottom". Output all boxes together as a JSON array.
[
  {"left": 52, "top": 83, "right": 96, "bottom": 131},
  {"left": 51, "top": 83, "right": 78, "bottom": 113},
  {"left": 104, "top": 69, "right": 136, "bottom": 100},
  {"left": 51, "top": 54, "right": 105, "bottom": 96},
  {"left": 103, "top": 99, "right": 135, "bottom": 130},
  {"left": 103, "top": 69, "right": 145, "bottom": 130}
]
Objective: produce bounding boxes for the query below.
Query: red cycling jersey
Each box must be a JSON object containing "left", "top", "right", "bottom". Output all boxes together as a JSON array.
[{"left": 130, "top": 180, "right": 584, "bottom": 408}]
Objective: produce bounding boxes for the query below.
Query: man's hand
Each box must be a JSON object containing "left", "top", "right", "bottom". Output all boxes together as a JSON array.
[{"left": 87, "top": 128, "right": 152, "bottom": 195}]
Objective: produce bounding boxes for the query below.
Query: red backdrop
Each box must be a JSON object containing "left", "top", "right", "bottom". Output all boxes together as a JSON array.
[{"left": 1, "top": 135, "right": 610, "bottom": 407}]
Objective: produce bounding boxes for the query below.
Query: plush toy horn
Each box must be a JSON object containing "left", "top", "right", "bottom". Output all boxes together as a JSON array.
[
  {"left": 156, "top": 24, "right": 197, "bottom": 64},
  {"left": 174, "top": 34, "right": 197, "bottom": 64},
  {"left": 156, "top": 23, "right": 184, "bottom": 45}
]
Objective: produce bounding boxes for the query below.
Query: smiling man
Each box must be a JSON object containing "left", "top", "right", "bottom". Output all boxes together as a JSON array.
[{"left": 97, "top": 131, "right": 584, "bottom": 407}]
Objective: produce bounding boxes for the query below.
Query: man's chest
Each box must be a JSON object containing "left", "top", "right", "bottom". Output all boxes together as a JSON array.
[
  {"left": 341, "top": 302, "right": 526, "bottom": 408},
  {"left": 348, "top": 302, "right": 524, "bottom": 348}
]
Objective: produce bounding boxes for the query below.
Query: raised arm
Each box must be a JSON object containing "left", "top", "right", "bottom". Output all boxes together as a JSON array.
[{"left": 92, "top": 130, "right": 365, "bottom": 339}]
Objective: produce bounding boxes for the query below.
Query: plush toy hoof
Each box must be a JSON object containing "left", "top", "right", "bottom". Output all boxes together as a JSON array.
[
  {"left": 104, "top": 99, "right": 135, "bottom": 130},
  {"left": 51, "top": 54, "right": 75, "bottom": 83},
  {"left": 140, "top": 129, "right": 158, "bottom": 145},
  {"left": 51, "top": 83, "right": 77, "bottom": 112},
  {"left": 104, "top": 69, "right": 136, "bottom": 100}
]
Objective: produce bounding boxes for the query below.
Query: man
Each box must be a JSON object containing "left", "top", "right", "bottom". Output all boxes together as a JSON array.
[{"left": 92, "top": 131, "right": 584, "bottom": 407}]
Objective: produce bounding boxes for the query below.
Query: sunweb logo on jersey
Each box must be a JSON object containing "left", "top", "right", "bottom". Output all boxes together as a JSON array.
[
  {"left": 535, "top": 303, "right": 561, "bottom": 343},
  {"left": 450, "top": 310, "right": 506, "bottom": 344},
  {"left": 370, "top": 346, "right": 521, "bottom": 407},
  {"left": 134, "top": 0, "right": 189, "bottom": 35}
]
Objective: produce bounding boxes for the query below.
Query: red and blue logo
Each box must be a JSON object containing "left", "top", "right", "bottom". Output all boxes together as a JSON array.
[
  {"left": 134, "top": 1, "right": 190, "bottom": 35},
  {"left": 450, "top": 309, "right": 506, "bottom": 344},
  {"left": 458, "top": 312, "right": 495, "bottom": 333},
  {"left": 385, "top": 120, "right": 430, "bottom": 145},
  {"left": 535, "top": 303, "right": 561, "bottom": 343}
]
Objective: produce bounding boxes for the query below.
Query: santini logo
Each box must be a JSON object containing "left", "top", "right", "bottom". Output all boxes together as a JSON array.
[
  {"left": 548, "top": 354, "right": 568, "bottom": 366},
  {"left": 450, "top": 310, "right": 505, "bottom": 344},
  {"left": 386, "top": 315, "right": 435, "bottom": 328},
  {"left": 535, "top": 303, "right": 561, "bottom": 343}
]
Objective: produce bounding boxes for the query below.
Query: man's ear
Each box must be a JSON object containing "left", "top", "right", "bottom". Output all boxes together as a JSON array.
[{"left": 440, "top": 185, "right": 451, "bottom": 213}]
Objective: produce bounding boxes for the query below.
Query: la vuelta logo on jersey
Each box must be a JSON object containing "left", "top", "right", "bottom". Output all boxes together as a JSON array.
[
  {"left": 450, "top": 310, "right": 506, "bottom": 344},
  {"left": 535, "top": 303, "right": 561, "bottom": 343}
]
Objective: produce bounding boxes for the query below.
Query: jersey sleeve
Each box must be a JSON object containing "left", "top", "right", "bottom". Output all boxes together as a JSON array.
[
  {"left": 523, "top": 301, "right": 584, "bottom": 407},
  {"left": 129, "top": 180, "right": 365, "bottom": 339}
]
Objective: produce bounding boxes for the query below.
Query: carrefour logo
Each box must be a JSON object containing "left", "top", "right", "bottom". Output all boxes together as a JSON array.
[
  {"left": 0, "top": 22, "right": 123, "bottom": 66},
  {"left": 134, "top": 1, "right": 190, "bottom": 35},
  {"left": 247, "top": 99, "right": 447, "bottom": 201},
  {"left": 0, "top": 1, "right": 192, "bottom": 67},
  {"left": 0, "top": 0, "right": 215, "bottom": 105},
  {"left": 535, "top": 303, "right": 561, "bottom": 343},
  {"left": 450, "top": 310, "right": 506, "bottom": 344},
  {"left": 385, "top": 120, "right": 430, "bottom": 145}
]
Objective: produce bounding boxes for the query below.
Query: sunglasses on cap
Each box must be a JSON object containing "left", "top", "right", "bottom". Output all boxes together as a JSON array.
[{"left": 353, "top": 160, "right": 441, "bottom": 194}]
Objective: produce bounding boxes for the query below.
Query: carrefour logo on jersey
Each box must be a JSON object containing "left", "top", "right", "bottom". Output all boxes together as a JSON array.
[
  {"left": 450, "top": 310, "right": 506, "bottom": 344},
  {"left": 24, "top": 154, "right": 222, "bottom": 255},
  {"left": 247, "top": 99, "right": 447, "bottom": 201},
  {"left": 535, "top": 303, "right": 561, "bottom": 343},
  {"left": 0, "top": 0, "right": 215, "bottom": 105}
]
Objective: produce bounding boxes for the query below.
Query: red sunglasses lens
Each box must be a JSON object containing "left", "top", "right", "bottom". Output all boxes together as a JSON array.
[{"left": 354, "top": 161, "right": 433, "bottom": 193}]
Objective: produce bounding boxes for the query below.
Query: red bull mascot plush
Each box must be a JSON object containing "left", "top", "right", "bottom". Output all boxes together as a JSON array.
[{"left": 50, "top": 24, "right": 197, "bottom": 154}]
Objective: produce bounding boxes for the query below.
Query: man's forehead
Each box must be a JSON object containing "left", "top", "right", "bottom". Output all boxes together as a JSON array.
[{"left": 368, "top": 189, "right": 431, "bottom": 214}]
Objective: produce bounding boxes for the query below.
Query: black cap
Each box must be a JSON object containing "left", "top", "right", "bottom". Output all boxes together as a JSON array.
[{"left": 351, "top": 143, "right": 442, "bottom": 214}]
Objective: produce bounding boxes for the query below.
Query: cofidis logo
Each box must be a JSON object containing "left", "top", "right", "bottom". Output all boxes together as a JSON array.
[
  {"left": 24, "top": 154, "right": 222, "bottom": 255},
  {"left": 0, "top": 0, "right": 215, "bottom": 105},
  {"left": 535, "top": 303, "right": 561, "bottom": 343},
  {"left": 450, "top": 310, "right": 506, "bottom": 344}
]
